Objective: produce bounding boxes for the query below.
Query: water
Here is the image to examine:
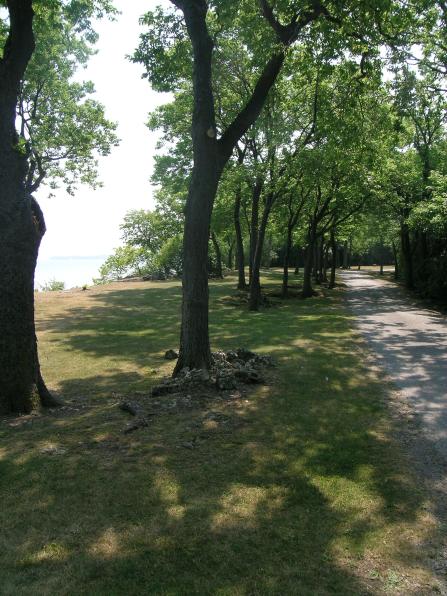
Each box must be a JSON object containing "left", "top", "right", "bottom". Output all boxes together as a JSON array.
[{"left": 35, "top": 256, "right": 107, "bottom": 290}]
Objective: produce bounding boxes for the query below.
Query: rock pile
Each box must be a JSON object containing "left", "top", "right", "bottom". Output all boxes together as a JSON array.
[{"left": 152, "top": 348, "right": 275, "bottom": 397}]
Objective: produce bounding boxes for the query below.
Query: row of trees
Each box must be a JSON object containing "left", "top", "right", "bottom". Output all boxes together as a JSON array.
[
  {"left": 132, "top": 0, "right": 447, "bottom": 374},
  {"left": 1, "top": 0, "right": 446, "bottom": 412}
]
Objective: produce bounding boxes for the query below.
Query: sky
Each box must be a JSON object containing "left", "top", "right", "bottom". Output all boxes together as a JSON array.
[{"left": 36, "top": 0, "right": 171, "bottom": 262}]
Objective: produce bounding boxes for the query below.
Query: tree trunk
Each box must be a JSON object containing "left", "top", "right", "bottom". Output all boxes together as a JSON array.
[
  {"left": 174, "top": 7, "right": 219, "bottom": 374},
  {"left": 302, "top": 229, "right": 316, "bottom": 298},
  {"left": 211, "top": 231, "right": 223, "bottom": 278},
  {"left": 262, "top": 234, "right": 272, "bottom": 268},
  {"left": 227, "top": 239, "right": 234, "bottom": 269},
  {"left": 392, "top": 240, "right": 399, "bottom": 280},
  {"left": 322, "top": 241, "right": 329, "bottom": 283},
  {"left": 234, "top": 187, "right": 247, "bottom": 289},
  {"left": 0, "top": 1, "right": 59, "bottom": 413},
  {"left": 282, "top": 225, "right": 293, "bottom": 298},
  {"left": 295, "top": 247, "right": 303, "bottom": 275},
  {"left": 0, "top": 187, "right": 37, "bottom": 413},
  {"left": 329, "top": 229, "right": 336, "bottom": 289},
  {"left": 342, "top": 241, "right": 348, "bottom": 269},
  {"left": 249, "top": 177, "right": 263, "bottom": 285},
  {"left": 401, "top": 225, "right": 414, "bottom": 290},
  {"left": 249, "top": 194, "right": 273, "bottom": 311},
  {"left": 313, "top": 242, "right": 320, "bottom": 284}
]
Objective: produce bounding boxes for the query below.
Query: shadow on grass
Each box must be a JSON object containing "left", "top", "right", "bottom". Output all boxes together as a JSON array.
[
  {"left": 0, "top": 362, "right": 432, "bottom": 594},
  {"left": 0, "top": 271, "right": 439, "bottom": 593}
]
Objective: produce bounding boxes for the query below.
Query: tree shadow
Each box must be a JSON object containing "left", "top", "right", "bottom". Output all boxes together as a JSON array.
[
  {"left": 1, "top": 274, "right": 442, "bottom": 593},
  {"left": 1, "top": 367, "right": 430, "bottom": 594}
]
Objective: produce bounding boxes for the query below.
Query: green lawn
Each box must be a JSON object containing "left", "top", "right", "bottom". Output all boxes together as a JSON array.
[{"left": 0, "top": 271, "right": 442, "bottom": 595}]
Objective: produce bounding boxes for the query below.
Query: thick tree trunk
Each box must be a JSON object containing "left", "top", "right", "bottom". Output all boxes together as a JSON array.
[
  {"left": 210, "top": 231, "right": 223, "bottom": 278},
  {"left": 0, "top": 187, "right": 38, "bottom": 413},
  {"left": 0, "top": 1, "right": 59, "bottom": 413},
  {"left": 175, "top": 166, "right": 220, "bottom": 373},
  {"left": 234, "top": 187, "right": 247, "bottom": 289},
  {"left": 281, "top": 225, "right": 293, "bottom": 298},
  {"left": 174, "top": 6, "right": 218, "bottom": 374}
]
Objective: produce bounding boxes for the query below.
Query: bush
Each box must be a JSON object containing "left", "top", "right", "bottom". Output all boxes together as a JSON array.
[
  {"left": 152, "top": 235, "right": 183, "bottom": 278},
  {"left": 40, "top": 279, "right": 65, "bottom": 292}
]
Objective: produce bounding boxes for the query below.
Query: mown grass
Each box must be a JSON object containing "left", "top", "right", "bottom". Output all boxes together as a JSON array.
[{"left": 0, "top": 271, "right": 442, "bottom": 595}]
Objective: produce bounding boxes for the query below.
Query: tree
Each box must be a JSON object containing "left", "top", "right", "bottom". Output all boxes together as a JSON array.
[{"left": 0, "top": 0, "right": 117, "bottom": 414}]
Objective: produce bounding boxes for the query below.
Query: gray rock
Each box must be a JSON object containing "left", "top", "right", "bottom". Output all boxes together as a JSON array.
[
  {"left": 235, "top": 348, "right": 257, "bottom": 362},
  {"left": 164, "top": 349, "right": 179, "bottom": 360}
]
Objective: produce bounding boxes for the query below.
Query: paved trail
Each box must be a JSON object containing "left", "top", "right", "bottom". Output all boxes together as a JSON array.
[{"left": 342, "top": 271, "right": 447, "bottom": 458}]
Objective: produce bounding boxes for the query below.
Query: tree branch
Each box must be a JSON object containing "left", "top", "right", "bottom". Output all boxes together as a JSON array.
[{"left": 218, "top": 52, "right": 285, "bottom": 165}]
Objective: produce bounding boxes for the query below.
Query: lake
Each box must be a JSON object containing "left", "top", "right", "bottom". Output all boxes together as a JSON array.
[{"left": 35, "top": 256, "right": 107, "bottom": 290}]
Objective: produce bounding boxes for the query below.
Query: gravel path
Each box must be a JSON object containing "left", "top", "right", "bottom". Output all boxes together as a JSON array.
[{"left": 341, "top": 270, "right": 447, "bottom": 459}]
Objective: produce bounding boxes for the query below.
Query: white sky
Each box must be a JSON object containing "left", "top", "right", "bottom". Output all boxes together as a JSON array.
[{"left": 37, "top": 0, "right": 171, "bottom": 259}]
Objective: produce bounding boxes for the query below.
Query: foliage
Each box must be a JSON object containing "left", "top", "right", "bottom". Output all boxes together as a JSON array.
[
  {"left": 39, "top": 278, "right": 65, "bottom": 292},
  {"left": 97, "top": 246, "right": 151, "bottom": 282},
  {"left": 98, "top": 210, "right": 184, "bottom": 282},
  {"left": 0, "top": 0, "right": 119, "bottom": 196}
]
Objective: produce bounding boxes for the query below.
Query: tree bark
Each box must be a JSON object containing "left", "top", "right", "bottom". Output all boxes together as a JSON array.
[
  {"left": 0, "top": 1, "right": 57, "bottom": 413},
  {"left": 392, "top": 240, "right": 399, "bottom": 280},
  {"left": 281, "top": 225, "right": 293, "bottom": 298},
  {"left": 249, "top": 177, "right": 263, "bottom": 285},
  {"left": 210, "top": 231, "right": 223, "bottom": 278},
  {"left": 249, "top": 193, "right": 274, "bottom": 311},
  {"left": 342, "top": 240, "right": 348, "bottom": 269},
  {"left": 227, "top": 239, "right": 234, "bottom": 269},
  {"left": 329, "top": 229, "right": 336, "bottom": 289},
  {"left": 401, "top": 224, "right": 414, "bottom": 290},
  {"left": 234, "top": 186, "right": 247, "bottom": 289},
  {"left": 302, "top": 227, "right": 316, "bottom": 298},
  {"left": 173, "top": 3, "right": 219, "bottom": 374},
  {"left": 322, "top": 241, "right": 329, "bottom": 283}
]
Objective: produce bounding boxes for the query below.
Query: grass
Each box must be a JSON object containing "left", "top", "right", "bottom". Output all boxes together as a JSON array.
[{"left": 0, "top": 270, "right": 443, "bottom": 595}]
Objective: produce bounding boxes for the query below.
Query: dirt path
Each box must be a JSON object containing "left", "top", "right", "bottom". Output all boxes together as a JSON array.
[{"left": 341, "top": 270, "right": 447, "bottom": 459}]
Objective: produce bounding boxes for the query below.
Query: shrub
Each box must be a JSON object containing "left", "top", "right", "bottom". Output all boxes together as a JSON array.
[{"left": 40, "top": 279, "right": 65, "bottom": 292}]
